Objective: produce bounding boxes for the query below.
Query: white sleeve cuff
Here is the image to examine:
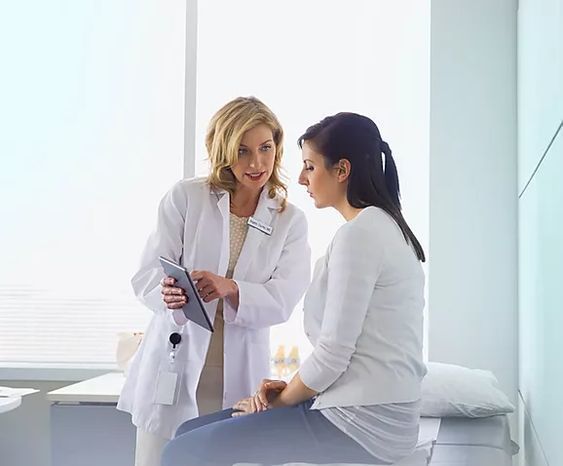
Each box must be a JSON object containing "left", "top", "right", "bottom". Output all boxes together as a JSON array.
[
  {"left": 222, "top": 281, "right": 241, "bottom": 324},
  {"left": 299, "top": 354, "right": 333, "bottom": 393}
]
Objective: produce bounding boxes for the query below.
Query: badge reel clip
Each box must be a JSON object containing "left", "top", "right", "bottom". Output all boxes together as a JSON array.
[
  {"left": 154, "top": 332, "right": 182, "bottom": 406},
  {"left": 168, "top": 332, "right": 182, "bottom": 364}
]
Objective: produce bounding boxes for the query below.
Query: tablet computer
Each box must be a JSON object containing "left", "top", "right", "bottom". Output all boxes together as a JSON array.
[{"left": 159, "top": 256, "right": 214, "bottom": 332}]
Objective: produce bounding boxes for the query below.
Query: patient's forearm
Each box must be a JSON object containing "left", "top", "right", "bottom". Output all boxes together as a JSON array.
[{"left": 271, "top": 372, "right": 318, "bottom": 408}]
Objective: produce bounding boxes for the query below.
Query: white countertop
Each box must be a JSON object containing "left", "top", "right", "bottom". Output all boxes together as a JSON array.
[
  {"left": 0, "top": 396, "right": 22, "bottom": 414},
  {"left": 47, "top": 372, "right": 125, "bottom": 403}
]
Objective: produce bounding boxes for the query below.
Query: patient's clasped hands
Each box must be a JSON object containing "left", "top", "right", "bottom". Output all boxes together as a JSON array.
[{"left": 232, "top": 379, "right": 287, "bottom": 417}]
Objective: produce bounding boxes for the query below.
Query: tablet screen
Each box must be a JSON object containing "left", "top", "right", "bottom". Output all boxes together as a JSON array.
[{"left": 158, "top": 256, "right": 214, "bottom": 332}]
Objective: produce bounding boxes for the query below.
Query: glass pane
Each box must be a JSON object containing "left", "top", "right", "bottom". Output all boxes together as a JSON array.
[
  {"left": 196, "top": 0, "right": 430, "bottom": 365},
  {"left": 0, "top": 1, "right": 186, "bottom": 364}
]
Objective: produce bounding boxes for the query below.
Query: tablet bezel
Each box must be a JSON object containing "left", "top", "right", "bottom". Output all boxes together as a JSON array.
[{"left": 158, "top": 256, "right": 214, "bottom": 332}]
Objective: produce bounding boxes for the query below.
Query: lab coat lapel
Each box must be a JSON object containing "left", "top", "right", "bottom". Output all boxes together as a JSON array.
[
  {"left": 214, "top": 189, "right": 231, "bottom": 277},
  {"left": 233, "top": 189, "right": 278, "bottom": 280}
]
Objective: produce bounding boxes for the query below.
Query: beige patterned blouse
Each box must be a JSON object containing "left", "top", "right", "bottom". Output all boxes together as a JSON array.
[{"left": 195, "top": 213, "right": 249, "bottom": 415}]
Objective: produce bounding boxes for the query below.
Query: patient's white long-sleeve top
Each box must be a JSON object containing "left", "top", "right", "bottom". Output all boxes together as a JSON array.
[
  {"left": 300, "top": 206, "right": 427, "bottom": 409},
  {"left": 298, "top": 206, "right": 427, "bottom": 462}
]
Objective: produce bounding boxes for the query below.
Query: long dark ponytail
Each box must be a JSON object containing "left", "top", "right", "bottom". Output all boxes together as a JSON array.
[{"left": 298, "top": 112, "right": 425, "bottom": 262}]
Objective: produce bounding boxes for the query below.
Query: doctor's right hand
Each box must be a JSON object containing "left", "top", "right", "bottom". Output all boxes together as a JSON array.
[{"left": 160, "top": 277, "right": 188, "bottom": 310}]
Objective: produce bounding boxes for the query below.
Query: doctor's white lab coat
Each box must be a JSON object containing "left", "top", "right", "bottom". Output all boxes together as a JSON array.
[{"left": 117, "top": 177, "right": 311, "bottom": 439}]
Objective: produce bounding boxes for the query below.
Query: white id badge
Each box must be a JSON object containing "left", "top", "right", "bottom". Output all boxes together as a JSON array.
[
  {"left": 154, "top": 370, "right": 179, "bottom": 405},
  {"left": 247, "top": 216, "right": 273, "bottom": 236}
]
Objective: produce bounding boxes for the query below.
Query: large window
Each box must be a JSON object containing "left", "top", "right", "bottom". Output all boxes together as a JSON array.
[
  {"left": 0, "top": 0, "right": 429, "bottom": 367},
  {"left": 194, "top": 0, "right": 430, "bottom": 362},
  {"left": 0, "top": 2, "right": 186, "bottom": 365}
]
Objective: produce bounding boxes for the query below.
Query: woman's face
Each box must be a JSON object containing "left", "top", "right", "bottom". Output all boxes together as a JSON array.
[
  {"left": 298, "top": 141, "right": 345, "bottom": 209},
  {"left": 230, "top": 124, "right": 276, "bottom": 192}
]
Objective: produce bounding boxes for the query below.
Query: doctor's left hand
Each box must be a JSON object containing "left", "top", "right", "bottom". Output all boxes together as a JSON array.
[{"left": 191, "top": 270, "right": 238, "bottom": 303}]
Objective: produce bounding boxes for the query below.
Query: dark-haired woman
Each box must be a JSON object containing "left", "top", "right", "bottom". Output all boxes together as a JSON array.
[{"left": 162, "top": 112, "right": 427, "bottom": 466}]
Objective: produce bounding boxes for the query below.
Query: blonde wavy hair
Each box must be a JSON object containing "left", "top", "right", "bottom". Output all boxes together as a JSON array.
[{"left": 206, "top": 96, "right": 287, "bottom": 211}]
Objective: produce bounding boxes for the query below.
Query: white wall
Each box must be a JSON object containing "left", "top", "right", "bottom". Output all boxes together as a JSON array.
[
  {"left": 429, "top": 0, "right": 518, "bottom": 416},
  {"left": 518, "top": 1, "right": 563, "bottom": 465}
]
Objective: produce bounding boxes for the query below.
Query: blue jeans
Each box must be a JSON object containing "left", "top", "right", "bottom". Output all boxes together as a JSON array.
[{"left": 161, "top": 400, "right": 387, "bottom": 466}]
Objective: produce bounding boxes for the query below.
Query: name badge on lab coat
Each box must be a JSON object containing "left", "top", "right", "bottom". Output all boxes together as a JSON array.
[
  {"left": 247, "top": 217, "right": 273, "bottom": 236},
  {"left": 154, "top": 371, "right": 179, "bottom": 405}
]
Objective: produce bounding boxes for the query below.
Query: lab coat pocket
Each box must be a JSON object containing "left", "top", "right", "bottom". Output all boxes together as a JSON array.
[
  {"left": 249, "top": 329, "right": 270, "bottom": 361},
  {"left": 249, "top": 339, "right": 271, "bottom": 376},
  {"left": 248, "top": 327, "right": 269, "bottom": 345}
]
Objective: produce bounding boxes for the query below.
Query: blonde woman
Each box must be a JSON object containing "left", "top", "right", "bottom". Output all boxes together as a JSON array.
[{"left": 117, "top": 97, "right": 311, "bottom": 466}]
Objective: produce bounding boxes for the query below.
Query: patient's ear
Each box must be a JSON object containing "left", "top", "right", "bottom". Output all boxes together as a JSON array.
[{"left": 336, "top": 159, "right": 351, "bottom": 182}]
